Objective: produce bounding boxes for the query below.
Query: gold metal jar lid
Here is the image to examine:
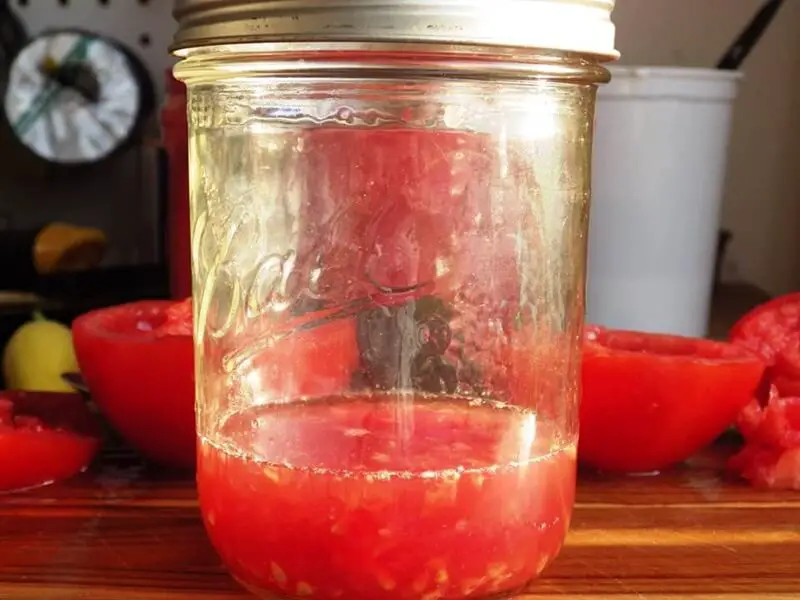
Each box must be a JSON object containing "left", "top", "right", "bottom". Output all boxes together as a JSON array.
[{"left": 171, "top": 0, "right": 618, "bottom": 59}]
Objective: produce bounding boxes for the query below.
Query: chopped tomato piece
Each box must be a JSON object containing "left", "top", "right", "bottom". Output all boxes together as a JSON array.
[
  {"left": 730, "top": 292, "right": 800, "bottom": 397},
  {"left": 728, "top": 445, "right": 800, "bottom": 490},
  {"left": 580, "top": 326, "right": 766, "bottom": 473},
  {"left": 727, "top": 385, "right": 800, "bottom": 490},
  {"left": 735, "top": 387, "right": 800, "bottom": 449},
  {"left": 770, "top": 373, "right": 800, "bottom": 398},
  {"left": 0, "top": 391, "right": 101, "bottom": 492},
  {"left": 726, "top": 294, "right": 800, "bottom": 488}
]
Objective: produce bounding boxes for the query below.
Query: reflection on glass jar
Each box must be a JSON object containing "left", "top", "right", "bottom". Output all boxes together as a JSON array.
[{"left": 173, "top": 1, "right": 617, "bottom": 597}]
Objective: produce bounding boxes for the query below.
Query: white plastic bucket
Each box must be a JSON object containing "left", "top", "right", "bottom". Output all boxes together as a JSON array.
[{"left": 586, "top": 66, "right": 742, "bottom": 337}]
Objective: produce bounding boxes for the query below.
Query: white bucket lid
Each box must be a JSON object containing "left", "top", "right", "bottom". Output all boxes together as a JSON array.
[{"left": 600, "top": 66, "right": 743, "bottom": 101}]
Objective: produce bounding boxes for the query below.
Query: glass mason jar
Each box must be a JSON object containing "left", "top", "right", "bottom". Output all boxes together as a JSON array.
[{"left": 173, "top": 2, "right": 617, "bottom": 599}]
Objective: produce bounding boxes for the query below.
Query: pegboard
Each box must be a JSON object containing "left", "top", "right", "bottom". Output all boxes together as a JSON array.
[
  {"left": 0, "top": 0, "right": 178, "bottom": 270},
  {"left": 0, "top": 0, "right": 175, "bottom": 270},
  {"left": 12, "top": 0, "right": 176, "bottom": 100}
]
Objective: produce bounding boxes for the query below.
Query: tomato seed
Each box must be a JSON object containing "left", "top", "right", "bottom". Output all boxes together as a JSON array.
[
  {"left": 296, "top": 581, "right": 313, "bottom": 596},
  {"left": 270, "top": 562, "right": 287, "bottom": 585},
  {"left": 343, "top": 428, "right": 370, "bottom": 438},
  {"left": 376, "top": 572, "right": 396, "bottom": 591},
  {"left": 330, "top": 520, "right": 346, "bottom": 535},
  {"left": 461, "top": 576, "right": 487, "bottom": 595},
  {"left": 536, "top": 554, "right": 551, "bottom": 574},
  {"left": 411, "top": 573, "right": 429, "bottom": 594}
]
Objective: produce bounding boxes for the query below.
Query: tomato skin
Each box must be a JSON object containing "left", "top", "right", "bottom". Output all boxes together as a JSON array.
[
  {"left": 729, "top": 292, "right": 800, "bottom": 397},
  {"left": 580, "top": 326, "right": 766, "bottom": 474},
  {"left": 72, "top": 301, "right": 196, "bottom": 470},
  {"left": 0, "top": 391, "right": 101, "bottom": 492}
]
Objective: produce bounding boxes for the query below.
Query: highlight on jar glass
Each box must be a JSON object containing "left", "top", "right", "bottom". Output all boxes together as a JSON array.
[{"left": 172, "top": 1, "right": 618, "bottom": 598}]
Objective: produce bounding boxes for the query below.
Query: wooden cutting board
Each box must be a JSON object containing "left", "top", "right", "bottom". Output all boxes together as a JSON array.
[{"left": 0, "top": 444, "right": 796, "bottom": 599}]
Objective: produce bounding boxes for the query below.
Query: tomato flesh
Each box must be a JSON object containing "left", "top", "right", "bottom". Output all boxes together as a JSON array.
[
  {"left": 727, "top": 385, "right": 800, "bottom": 490},
  {"left": 729, "top": 292, "right": 800, "bottom": 397},
  {"left": 198, "top": 393, "right": 575, "bottom": 600},
  {"left": 295, "top": 128, "right": 515, "bottom": 308},
  {"left": 580, "top": 326, "right": 766, "bottom": 473},
  {"left": 724, "top": 293, "right": 800, "bottom": 489},
  {"left": 0, "top": 391, "right": 100, "bottom": 492},
  {"left": 728, "top": 445, "right": 800, "bottom": 490}
]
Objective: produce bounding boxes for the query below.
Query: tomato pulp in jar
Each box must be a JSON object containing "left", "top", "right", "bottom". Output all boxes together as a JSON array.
[
  {"left": 190, "top": 119, "right": 584, "bottom": 597},
  {"left": 198, "top": 393, "right": 575, "bottom": 600}
]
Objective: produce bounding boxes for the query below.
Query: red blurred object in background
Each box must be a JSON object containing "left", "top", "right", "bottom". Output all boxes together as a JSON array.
[{"left": 161, "top": 69, "right": 191, "bottom": 300}]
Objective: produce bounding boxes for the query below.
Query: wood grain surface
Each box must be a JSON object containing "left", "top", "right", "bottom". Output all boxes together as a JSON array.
[{"left": 0, "top": 444, "right": 797, "bottom": 600}]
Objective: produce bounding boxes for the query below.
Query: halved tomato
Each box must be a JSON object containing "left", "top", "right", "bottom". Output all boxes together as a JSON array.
[
  {"left": 72, "top": 300, "right": 196, "bottom": 470},
  {"left": 729, "top": 292, "right": 800, "bottom": 397},
  {"left": 73, "top": 300, "right": 360, "bottom": 469},
  {"left": 580, "top": 326, "right": 766, "bottom": 473},
  {"left": 0, "top": 391, "right": 101, "bottom": 492}
]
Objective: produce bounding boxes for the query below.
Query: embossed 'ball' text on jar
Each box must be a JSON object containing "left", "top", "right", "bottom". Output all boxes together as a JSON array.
[{"left": 172, "top": 2, "right": 618, "bottom": 598}]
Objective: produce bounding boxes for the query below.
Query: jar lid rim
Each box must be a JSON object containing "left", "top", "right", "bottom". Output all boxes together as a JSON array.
[{"left": 171, "top": 0, "right": 618, "bottom": 59}]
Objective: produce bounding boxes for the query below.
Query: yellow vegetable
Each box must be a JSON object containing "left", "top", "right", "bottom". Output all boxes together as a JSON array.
[{"left": 3, "top": 311, "right": 78, "bottom": 392}]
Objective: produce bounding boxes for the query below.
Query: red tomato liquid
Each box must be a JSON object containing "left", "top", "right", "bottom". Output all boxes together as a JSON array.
[{"left": 198, "top": 393, "right": 575, "bottom": 600}]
